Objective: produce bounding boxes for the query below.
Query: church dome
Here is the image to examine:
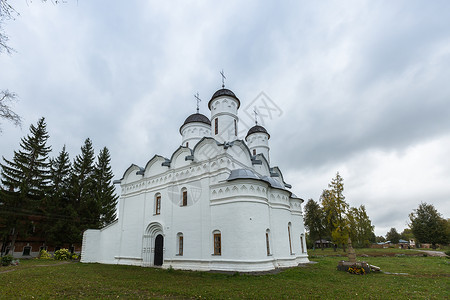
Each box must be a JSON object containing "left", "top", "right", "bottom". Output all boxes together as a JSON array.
[
  {"left": 208, "top": 88, "right": 241, "bottom": 109},
  {"left": 246, "top": 125, "right": 270, "bottom": 140},
  {"left": 179, "top": 113, "right": 211, "bottom": 133}
]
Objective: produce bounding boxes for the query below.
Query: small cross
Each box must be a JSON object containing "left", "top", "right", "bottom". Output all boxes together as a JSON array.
[
  {"left": 194, "top": 92, "right": 201, "bottom": 113},
  {"left": 220, "top": 69, "right": 226, "bottom": 88},
  {"left": 254, "top": 107, "right": 258, "bottom": 125}
]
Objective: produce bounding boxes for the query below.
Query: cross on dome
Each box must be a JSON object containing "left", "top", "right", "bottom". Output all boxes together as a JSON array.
[
  {"left": 254, "top": 107, "right": 258, "bottom": 125},
  {"left": 220, "top": 69, "right": 226, "bottom": 88},
  {"left": 194, "top": 92, "right": 201, "bottom": 113}
]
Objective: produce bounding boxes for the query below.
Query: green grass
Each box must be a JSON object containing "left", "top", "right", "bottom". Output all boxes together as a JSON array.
[{"left": 1, "top": 250, "right": 449, "bottom": 299}]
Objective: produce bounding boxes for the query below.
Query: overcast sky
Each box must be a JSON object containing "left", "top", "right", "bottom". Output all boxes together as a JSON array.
[{"left": 1, "top": 0, "right": 449, "bottom": 237}]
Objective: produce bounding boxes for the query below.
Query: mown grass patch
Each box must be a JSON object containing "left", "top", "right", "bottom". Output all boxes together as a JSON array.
[{"left": 1, "top": 253, "right": 448, "bottom": 299}]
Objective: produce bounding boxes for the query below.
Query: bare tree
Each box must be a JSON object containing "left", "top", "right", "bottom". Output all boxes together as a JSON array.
[
  {"left": 0, "top": 90, "right": 22, "bottom": 131},
  {"left": 1, "top": 1, "right": 21, "bottom": 131}
]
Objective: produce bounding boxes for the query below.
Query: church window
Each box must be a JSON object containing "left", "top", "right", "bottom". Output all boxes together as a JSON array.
[
  {"left": 181, "top": 188, "right": 187, "bottom": 206},
  {"left": 22, "top": 246, "right": 31, "bottom": 256},
  {"left": 288, "top": 223, "right": 293, "bottom": 255},
  {"left": 266, "top": 229, "right": 271, "bottom": 256},
  {"left": 186, "top": 142, "right": 189, "bottom": 148},
  {"left": 215, "top": 118, "right": 218, "bottom": 135},
  {"left": 177, "top": 233, "right": 183, "bottom": 256},
  {"left": 234, "top": 119, "right": 237, "bottom": 136},
  {"left": 300, "top": 235, "right": 305, "bottom": 253},
  {"left": 253, "top": 149, "right": 256, "bottom": 156},
  {"left": 155, "top": 194, "right": 161, "bottom": 215},
  {"left": 213, "top": 231, "right": 221, "bottom": 255}
]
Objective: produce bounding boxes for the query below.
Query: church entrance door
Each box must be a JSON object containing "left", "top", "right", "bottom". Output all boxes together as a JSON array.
[{"left": 154, "top": 234, "right": 164, "bottom": 266}]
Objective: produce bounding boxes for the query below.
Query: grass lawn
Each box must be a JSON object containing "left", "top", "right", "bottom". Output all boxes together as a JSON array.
[{"left": 1, "top": 249, "right": 448, "bottom": 299}]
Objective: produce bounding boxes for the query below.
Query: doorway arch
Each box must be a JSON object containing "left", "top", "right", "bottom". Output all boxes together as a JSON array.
[{"left": 142, "top": 222, "right": 164, "bottom": 267}]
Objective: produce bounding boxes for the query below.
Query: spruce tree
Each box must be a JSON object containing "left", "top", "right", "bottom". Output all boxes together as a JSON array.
[
  {"left": 0, "top": 117, "right": 51, "bottom": 252},
  {"left": 94, "top": 147, "right": 118, "bottom": 227},
  {"left": 71, "top": 138, "right": 98, "bottom": 236},
  {"left": 304, "top": 199, "right": 326, "bottom": 250},
  {"left": 41, "top": 146, "right": 77, "bottom": 245}
]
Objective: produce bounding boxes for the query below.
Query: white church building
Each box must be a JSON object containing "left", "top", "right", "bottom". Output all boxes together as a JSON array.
[{"left": 81, "top": 86, "right": 309, "bottom": 272}]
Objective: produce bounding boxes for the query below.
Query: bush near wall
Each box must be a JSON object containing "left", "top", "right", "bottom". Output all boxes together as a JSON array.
[{"left": 1, "top": 255, "right": 14, "bottom": 266}]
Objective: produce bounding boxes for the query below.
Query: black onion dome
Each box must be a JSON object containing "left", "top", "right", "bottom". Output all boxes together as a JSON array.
[
  {"left": 246, "top": 125, "right": 270, "bottom": 140},
  {"left": 179, "top": 113, "right": 211, "bottom": 133},
  {"left": 208, "top": 88, "right": 241, "bottom": 109}
]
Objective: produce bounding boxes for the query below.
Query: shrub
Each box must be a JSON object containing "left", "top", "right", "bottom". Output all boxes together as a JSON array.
[
  {"left": 54, "top": 248, "right": 71, "bottom": 260},
  {"left": 1, "top": 255, "right": 14, "bottom": 266},
  {"left": 445, "top": 250, "right": 450, "bottom": 256},
  {"left": 39, "top": 249, "right": 52, "bottom": 259}
]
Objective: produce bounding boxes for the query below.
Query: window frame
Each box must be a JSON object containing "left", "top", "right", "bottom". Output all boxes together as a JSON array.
[
  {"left": 266, "top": 232, "right": 271, "bottom": 256},
  {"left": 213, "top": 232, "right": 221, "bottom": 255},
  {"left": 300, "top": 235, "right": 305, "bottom": 253},
  {"left": 178, "top": 235, "right": 184, "bottom": 256},
  {"left": 288, "top": 223, "right": 293, "bottom": 255},
  {"left": 182, "top": 189, "right": 188, "bottom": 207},
  {"left": 155, "top": 194, "right": 161, "bottom": 215}
]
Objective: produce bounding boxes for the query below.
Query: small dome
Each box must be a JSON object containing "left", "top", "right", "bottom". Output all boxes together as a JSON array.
[
  {"left": 208, "top": 88, "right": 241, "bottom": 109},
  {"left": 180, "top": 113, "right": 211, "bottom": 133},
  {"left": 246, "top": 125, "right": 270, "bottom": 140}
]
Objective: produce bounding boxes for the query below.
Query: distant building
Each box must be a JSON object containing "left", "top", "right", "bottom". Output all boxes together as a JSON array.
[{"left": 81, "top": 86, "right": 309, "bottom": 272}]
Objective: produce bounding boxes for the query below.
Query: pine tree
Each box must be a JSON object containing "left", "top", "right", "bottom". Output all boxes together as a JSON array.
[
  {"left": 94, "top": 147, "right": 118, "bottom": 227},
  {"left": 0, "top": 117, "right": 51, "bottom": 252},
  {"left": 71, "top": 138, "right": 98, "bottom": 237}
]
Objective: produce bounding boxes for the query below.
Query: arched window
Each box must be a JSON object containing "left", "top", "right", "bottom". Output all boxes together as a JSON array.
[
  {"left": 215, "top": 118, "right": 218, "bottom": 135},
  {"left": 300, "top": 234, "right": 305, "bottom": 253},
  {"left": 177, "top": 233, "right": 183, "bottom": 256},
  {"left": 181, "top": 188, "right": 187, "bottom": 206},
  {"left": 288, "top": 222, "right": 293, "bottom": 255},
  {"left": 186, "top": 142, "right": 189, "bottom": 148},
  {"left": 155, "top": 193, "right": 161, "bottom": 215},
  {"left": 213, "top": 230, "right": 221, "bottom": 255},
  {"left": 234, "top": 119, "right": 237, "bottom": 136},
  {"left": 253, "top": 149, "right": 256, "bottom": 156},
  {"left": 266, "top": 229, "right": 271, "bottom": 256}
]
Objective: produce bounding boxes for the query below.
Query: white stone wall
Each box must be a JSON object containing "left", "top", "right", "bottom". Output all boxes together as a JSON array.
[
  {"left": 246, "top": 133, "right": 270, "bottom": 163},
  {"left": 81, "top": 104, "right": 309, "bottom": 271},
  {"left": 210, "top": 97, "right": 239, "bottom": 143}
]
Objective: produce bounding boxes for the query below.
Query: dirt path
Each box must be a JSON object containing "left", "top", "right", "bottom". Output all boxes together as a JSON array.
[
  {"left": 415, "top": 250, "right": 448, "bottom": 257},
  {"left": 0, "top": 261, "right": 72, "bottom": 274}
]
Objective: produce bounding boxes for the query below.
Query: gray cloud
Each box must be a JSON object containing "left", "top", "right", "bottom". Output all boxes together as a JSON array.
[{"left": 1, "top": 0, "right": 449, "bottom": 237}]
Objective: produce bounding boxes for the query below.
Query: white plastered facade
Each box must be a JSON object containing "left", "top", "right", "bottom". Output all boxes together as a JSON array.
[{"left": 81, "top": 88, "right": 309, "bottom": 272}]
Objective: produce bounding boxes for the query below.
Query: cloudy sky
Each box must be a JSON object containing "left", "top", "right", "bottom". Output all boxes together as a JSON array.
[{"left": 1, "top": 0, "right": 449, "bottom": 236}]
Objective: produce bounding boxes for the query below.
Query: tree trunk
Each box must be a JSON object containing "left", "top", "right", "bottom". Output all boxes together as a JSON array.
[{"left": 10, "top": 228, "right": 18, "bottom": 256}]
